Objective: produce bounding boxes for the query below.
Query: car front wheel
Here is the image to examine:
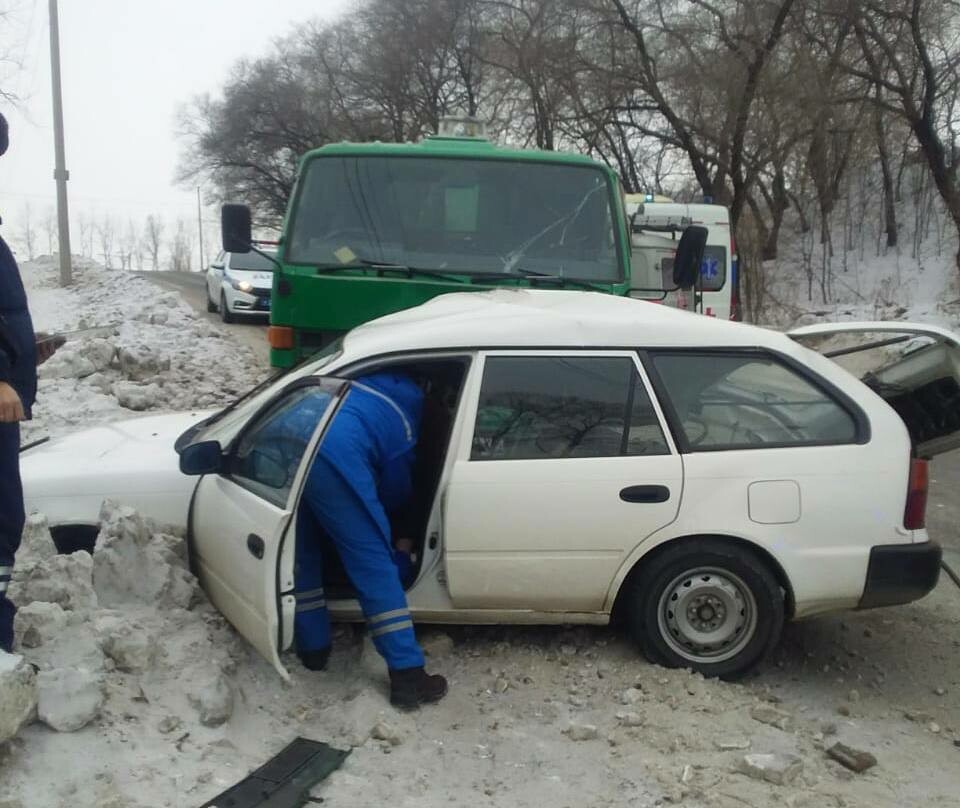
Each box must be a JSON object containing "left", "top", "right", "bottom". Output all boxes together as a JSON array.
[
  {"left": 625, "top": 538, "right": 784, "bottom": 679},
  {"left": 220, "top": 291, "right": 234, "bottom": 323}
]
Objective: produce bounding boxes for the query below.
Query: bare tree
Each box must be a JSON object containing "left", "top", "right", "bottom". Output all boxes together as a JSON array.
[
  {"left": 18, "top": 202, "right": 36, "bottom": 261},
  {"left": 97, "top": 216, "right": 116, "bottom": 268},
  {"left": 41, "top": 207, "right": 56, "bottom": 255},
  {"left": 850, "top": 0, "right": 960, "bottom": 271},
  {"left": 168, "top": 219, "right": 192, "bottom": 272},
  {"left": 144, "top": 214, "right": 164, "bottom": 270}
]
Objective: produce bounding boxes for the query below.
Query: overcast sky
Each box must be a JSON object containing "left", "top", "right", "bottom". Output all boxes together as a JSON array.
[{"left": 0, "top": 0, "right": 351, "bottom": 257}]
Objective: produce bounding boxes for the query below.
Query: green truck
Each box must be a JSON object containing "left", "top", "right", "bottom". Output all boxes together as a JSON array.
[{"left": 221, "top": 118, "right": 703, "bottom": 368}]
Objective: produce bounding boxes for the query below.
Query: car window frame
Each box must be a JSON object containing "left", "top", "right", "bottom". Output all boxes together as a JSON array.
[
  {"left": 466, "top": 349, "right": 678, "bottom": 462},
  {"left": 640, "top": 347, "right": 870, "bottom": 453},
  {"left": 221, "top": 375, "right": 349, "bottom": 508}
]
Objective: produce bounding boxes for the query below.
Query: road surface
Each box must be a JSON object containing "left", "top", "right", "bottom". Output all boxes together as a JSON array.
[{"left": 135, "top": 270, "right": 270, "bottom": 364}]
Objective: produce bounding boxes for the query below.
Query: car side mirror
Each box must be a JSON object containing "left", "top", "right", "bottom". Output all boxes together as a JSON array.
[
  {"left": 672, "top": 225, "right": 708, "bottom": 290},
  {"left": 222, "top": 204, "right": 252, "bottom": 254},
  {"left": 179, "top": 440, "right": 224, "bottom": 475}
]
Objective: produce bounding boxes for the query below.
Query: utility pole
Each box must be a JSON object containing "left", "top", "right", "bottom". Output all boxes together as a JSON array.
[
  {"left": 197, "top": 186, "right": 204, "bottom": 271},
  {"left": 49, "top": 0, "right": 72, "bottom": 286}
]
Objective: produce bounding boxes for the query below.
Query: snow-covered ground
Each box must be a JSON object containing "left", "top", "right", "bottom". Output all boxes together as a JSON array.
[
  {"left": 1, "top": 250, "right": 959, "bottom": 807},
  {"left": 18, "top": 256, "right": 267, "bottom": 446}
]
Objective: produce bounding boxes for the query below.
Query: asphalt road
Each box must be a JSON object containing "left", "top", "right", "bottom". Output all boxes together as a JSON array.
[{"left": 135, "top": 270, "right": 270, "bottom": 364}]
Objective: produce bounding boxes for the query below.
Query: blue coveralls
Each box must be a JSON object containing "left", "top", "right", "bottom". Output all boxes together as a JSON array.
[
  {"left": 0, "top": 236, "right": 37, "bottom": 652},
  {"left": 294, "top": 372, "right": 426, "bottom": 671}
]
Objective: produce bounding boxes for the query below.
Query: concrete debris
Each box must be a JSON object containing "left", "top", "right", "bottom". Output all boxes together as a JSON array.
[
  {"left": 118, "top": 343, "right": 171, "bottom": 381},
  {"left": 615, "top": 711, "right": 644, "bottom": 727},
  {"left": 714, "top": 738, "right": 752, "bottom": 751},
  {"left": 94, "top": 614, "right": 158, "bottom": 673},
  {"left": 13, "top": 602, "right": 68, "bottom": 649},
  {"left": 112, "top": 381, "right": 161, "bottom": 411},
  {"left": 37, "top": 338, "right": 115, "bottom": 380},
  {"left": 826, "top": 742, "right": 877, "bottom": 773},
  {"left": 566, "top": 723, "right": 599, "bottom": 741},
  {"left": 15, "top": 513, "right": 58, "bottom": 568},
  {"left": 420, "top": 631, "right": 455, "bottom": 658},
  {"left": 620, "top": 687, "right": 644, "bottom": 705},
  {"left": 372, "top": 720, "right": 403, "bottom": 746},
  {"left": 93, "top": 501, "right": 196, "bottom": 610},
  {"left": 11, "top": 552, "right": 98, "bottom": 612},
  {"left": 750, "top": 703, "right": 794, "bottom": 732},
  {"left": 158, "top": 715, "right": 181, "bottom": 734},
  {"left": 0, "top": 652, "right": 38, "bottom": 744},
  {"left": 36, "top": 668, "right": 104, "bottom": 732},
  {"left": 736, "top": 752, "right": 804, "bottom": 786},
  {"left": 187, "top": 667, "right": 234, "bottom": 727}
]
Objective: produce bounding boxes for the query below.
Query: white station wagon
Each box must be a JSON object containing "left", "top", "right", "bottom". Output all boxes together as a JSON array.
[{"left": 22, "top": 291, "right": 952, "bottom": 678}]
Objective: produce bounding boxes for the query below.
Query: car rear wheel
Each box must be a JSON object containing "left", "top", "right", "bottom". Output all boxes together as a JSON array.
[
  {"left": 220, "top": 291, "right": 234, "bottom": 323},
  {"left": 206, "top": 289, "right": 217, "bottom": 313},
  {"left": 625, "top": 538, "right": 784, "bottom": 679}
]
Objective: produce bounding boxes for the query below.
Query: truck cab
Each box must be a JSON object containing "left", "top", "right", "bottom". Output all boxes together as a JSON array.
[{"left": 227, "top": 119, "right": 640, "bottom": 368}]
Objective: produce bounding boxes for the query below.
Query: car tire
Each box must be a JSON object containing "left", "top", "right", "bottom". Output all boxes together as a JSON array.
[
  {"left": 206, "top": 290, "right": 217, "bottom": 313},
  {"left": 220, "top": 291, "right": 234, "bottom": 324},
  {"left": 624, "top": 538, "right": 784, "bottom": 679}
]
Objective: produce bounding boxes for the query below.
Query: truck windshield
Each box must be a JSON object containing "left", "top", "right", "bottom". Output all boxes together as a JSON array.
[{"left": 286, "top": 156, "right": 621, "bottom": 283}]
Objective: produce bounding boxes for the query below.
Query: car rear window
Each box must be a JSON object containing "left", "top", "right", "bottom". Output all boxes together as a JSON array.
[
  {"left": 651, "top": 352, "right": 858, "bottom": 450},
  {"left": 472, "top": 355, "right": 670, "bottom": 460}
]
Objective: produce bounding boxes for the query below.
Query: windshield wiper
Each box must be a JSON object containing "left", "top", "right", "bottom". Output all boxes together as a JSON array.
[
  {"left": 512, "top": 268, "right": 607, "bottom": 292},
  {"left": 316, "top": 258, "right": 467, "bottom": 284}
]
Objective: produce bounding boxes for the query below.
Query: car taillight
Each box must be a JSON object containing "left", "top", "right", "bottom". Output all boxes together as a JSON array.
[
  {"left": 904, "top": 457, "right": 929, "bottom": 530},
  {"left": 268, "top": 326, "right": 295, "bottom": 350}
]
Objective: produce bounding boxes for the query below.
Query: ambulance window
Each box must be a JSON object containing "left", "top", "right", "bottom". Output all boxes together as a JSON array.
[{"left": 471, "top": 356, "right": 670, "bottom": 460}]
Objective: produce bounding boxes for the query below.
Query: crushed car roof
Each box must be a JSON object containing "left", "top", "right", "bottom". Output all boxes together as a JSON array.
[{"left": 341, "top": 289, "right": 794, "bottom": 356}]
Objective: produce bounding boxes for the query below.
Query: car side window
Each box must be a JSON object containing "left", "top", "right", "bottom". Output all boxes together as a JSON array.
[
  {"left": 230, "top": 385, "right": 335, "bottom": 506},
  {"left": 651, "top": 352, "right": 858, "bottom": 449},
  {"left": 471, "top": 356, "right": 669, "bottom": 460}
]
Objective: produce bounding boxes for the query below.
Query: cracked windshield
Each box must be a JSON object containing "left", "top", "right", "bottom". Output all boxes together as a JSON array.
[{"left": 287, "top": 156, "right": 620, "bottom": 282}]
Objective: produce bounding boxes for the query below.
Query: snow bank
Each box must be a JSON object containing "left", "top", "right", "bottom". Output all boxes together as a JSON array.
[{"left": 19, "top": 257, "right": 267, "bottom": 444}]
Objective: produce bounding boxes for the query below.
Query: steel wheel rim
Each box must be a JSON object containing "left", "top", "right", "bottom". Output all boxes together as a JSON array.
[{"left": 657, "top": 566, "right": 758, "bottom": 664}]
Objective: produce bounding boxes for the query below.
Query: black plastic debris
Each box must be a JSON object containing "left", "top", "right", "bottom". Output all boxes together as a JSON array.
[{"left": 197, "top": 737, "right": 350, "bottom": 808}]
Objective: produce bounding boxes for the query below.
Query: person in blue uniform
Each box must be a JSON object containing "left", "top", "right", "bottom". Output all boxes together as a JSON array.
[
  {"left": 292, "top": 370, "right": 447, "bottom": 708},
  {"left": 0, "top": 112, "right": 62, "bottom": 652}
]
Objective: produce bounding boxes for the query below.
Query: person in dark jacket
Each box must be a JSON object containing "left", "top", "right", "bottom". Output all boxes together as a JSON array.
[{"left": 0, "top": 111, "right": 61, "bottom": 652}]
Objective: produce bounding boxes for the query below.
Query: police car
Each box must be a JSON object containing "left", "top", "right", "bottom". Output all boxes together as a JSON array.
[
  {"left": 205, "top": 248, "right": 276, "bottom": 323},
  {"left": 21, "top": 291, "right": 954, "bottom": 679}
]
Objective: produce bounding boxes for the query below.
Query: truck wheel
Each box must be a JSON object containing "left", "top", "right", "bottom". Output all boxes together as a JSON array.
[
  {"left": 220, "top": 292, "right": 234, "bottom": 324},
  {"left": 624, "top": 538, "right": 784, "bottom": 679}
]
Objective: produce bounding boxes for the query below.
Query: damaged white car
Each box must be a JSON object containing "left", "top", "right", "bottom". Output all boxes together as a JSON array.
[{"left": 20, "top": 291, "right": 952, "bottom": 678}]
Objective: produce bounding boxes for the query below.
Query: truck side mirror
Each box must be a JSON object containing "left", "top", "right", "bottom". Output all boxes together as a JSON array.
[
  {"left": 672, "top": 225, "right": 708, "bottom": 290},
  {"left": 222, "top": 204, "right": 252, "bottom": 254}
]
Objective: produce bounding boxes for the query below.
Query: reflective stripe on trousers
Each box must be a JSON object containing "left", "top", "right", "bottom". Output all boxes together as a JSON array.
[{"left": 294, "top": 456, "right": 424, "bottom": 670}]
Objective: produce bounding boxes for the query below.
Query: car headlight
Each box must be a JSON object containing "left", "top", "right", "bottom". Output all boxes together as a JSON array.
[{"left": 231, "top": 279, "right": 254, "bottom": 293}]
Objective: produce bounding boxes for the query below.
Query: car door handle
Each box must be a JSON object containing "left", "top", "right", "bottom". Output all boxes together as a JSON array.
[
  {"left": 247, "top": 533, "right": 265, "bottom": 559},
  {"left": 620, "top": 485, "right": 670, "bottom": 503}
]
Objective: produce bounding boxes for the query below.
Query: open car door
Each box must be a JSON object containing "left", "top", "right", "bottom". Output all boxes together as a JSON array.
[
  {"left": 186, "top": 377, "right": 348, "bottom": 679},
  {"left": 789, "top": 322, "right": 960, "bottom": 458}
]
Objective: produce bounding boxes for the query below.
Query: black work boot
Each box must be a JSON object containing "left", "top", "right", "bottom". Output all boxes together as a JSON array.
[
  {"left": 389, "top": 667, "right": 448, "bottom": 709},
  {"left": 297, "top": 646, "right": 331, "bottom": 671}
]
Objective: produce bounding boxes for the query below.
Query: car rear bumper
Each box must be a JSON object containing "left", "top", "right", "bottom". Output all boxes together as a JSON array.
[{"left": 858, "top": 541, "right": 942, "bottom": 608}]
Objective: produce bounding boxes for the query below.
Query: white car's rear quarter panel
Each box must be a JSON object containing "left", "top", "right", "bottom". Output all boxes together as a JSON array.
[{"left": 624, "top": 342, "right": 914, "bottom": 619}]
